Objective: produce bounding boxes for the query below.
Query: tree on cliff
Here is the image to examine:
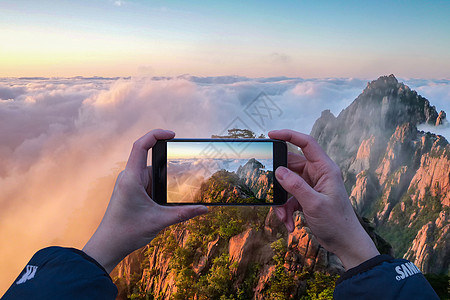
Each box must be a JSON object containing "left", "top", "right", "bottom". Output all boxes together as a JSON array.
[{"left": 212, "top": 128, "right": 265, "bottom": 139}]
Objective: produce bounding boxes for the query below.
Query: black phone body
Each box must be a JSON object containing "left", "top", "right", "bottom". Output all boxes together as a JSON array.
[{"left": 152, "top": 138, "right": 287, "bottom": 206}]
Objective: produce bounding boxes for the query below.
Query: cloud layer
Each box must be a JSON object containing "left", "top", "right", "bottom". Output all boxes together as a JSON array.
[{"left": 0, "top": 75, "right": 448, "bottom": 292}]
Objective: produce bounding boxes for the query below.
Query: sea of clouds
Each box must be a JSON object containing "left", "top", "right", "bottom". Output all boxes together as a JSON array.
[{"left": 0, "top": 75, "right": 448, "bottom": 291}]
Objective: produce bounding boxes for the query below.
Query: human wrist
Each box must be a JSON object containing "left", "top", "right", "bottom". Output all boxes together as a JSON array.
[
  {"left": 82, "top": 227, "right": 128, "bottom": 274},
  {"left": 336, "top": 233, "right": 380, "bottom": 270}
]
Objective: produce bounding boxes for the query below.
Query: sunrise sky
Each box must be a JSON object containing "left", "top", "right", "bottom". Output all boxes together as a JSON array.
[
  {"left": 1, "top": 0, "right": 449, "bottom": 78},
  {"left": 167, "top": 141, "right": 273, "bottom": 160}
]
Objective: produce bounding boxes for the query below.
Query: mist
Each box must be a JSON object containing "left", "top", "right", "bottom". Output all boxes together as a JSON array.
[{"left": 0, "top": 75, "right": 448, "bottom": 292}]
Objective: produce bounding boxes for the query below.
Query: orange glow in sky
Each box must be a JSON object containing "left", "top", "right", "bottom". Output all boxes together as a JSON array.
[{"left": 1, "top": 1, "right": 449, "bottom": 78}]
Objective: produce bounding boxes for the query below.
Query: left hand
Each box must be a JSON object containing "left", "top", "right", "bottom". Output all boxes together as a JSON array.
[{"left": 83, "top": 129, "right": 208, "bottom": 273}]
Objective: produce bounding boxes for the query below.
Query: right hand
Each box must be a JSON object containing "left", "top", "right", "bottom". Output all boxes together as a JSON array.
[{"left": 268, "top": 129, "right": 379, "bottom": 270}]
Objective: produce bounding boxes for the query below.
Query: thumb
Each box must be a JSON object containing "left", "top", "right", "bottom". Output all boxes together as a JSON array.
[
  {"left": 275, "top": 167, "right": 318, "bottom": 203},
  {"left": 162, "top": 205, "right": 209, "bottom": 228}
]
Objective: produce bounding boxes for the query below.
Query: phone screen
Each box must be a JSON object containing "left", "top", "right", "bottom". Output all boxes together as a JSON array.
[{"left": 166, "top": 140, "right": 275, "bottom": 204}]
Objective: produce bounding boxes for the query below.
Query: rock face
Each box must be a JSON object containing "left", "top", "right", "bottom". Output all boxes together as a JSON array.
[
  {"left": 311, "top": 74, "right": 449, "bottom": 274},
  {"left": 405, "top": 215, "right": 450, "bottom": 274},
  {"left": 195, "top": 169, "right": 256, "bottom": 203},
  {"left": 236, "top": 158, "right": 273, "bottom": 199},
  {"left": 284, "top": 212, "right": 345, "bottom": 275},
  {"left": 113, "top": 208, "right": 351, "bottom": 299},
  {"left": 436, "top": 110, "right": 447, "bottom": 126},
  {"left": 112, "top": 75, "right": 448, "bottom": 299},
  {"left": 194, "top": 158, "right": 273, "bottom": 204}
]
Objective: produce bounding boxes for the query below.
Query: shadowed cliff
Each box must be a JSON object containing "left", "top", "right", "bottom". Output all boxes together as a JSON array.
[{"left": 311, "top": 74, "right": 449, "bottom": 274}]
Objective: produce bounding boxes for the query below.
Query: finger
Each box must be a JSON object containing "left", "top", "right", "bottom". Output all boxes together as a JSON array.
[
  {"left": 274, "top": 196, "right": 299, "bottom": 221},
  {"left": 160, "top": 205, "right": 209, "bottom": 228},
  {"left": 286, "top": 195, "right": 302, "bottom": 212},
  {"left": 274, "top": 206, "right": 286, "bottom": 222},
  {"left": 285, "top": 197, "right": 301, "bottom": 232},
  {"left": 275, "top": 196, "right": 301, "bottom": 232},
  {"left": 287, "top": 152, "right": 307, "bottom": 172},
  {"left": 126, "top": 129, "right": 175, "bottom": 172},
  {"left": 275, "top": 166, "right": 319, "bottom": 209},
  {"left": 269, "top": 129, "right": 331, "bottom": 163}
]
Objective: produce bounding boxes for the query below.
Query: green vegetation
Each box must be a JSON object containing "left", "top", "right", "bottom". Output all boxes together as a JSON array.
[
  {"left": 235, "top": 263, "right": 261, "bottom": 300},
  {"left": 196, "top": 169, "right": 267, "bottom": 204},
  {"left": 122, "top": 205, "right": 341, "bottom": 300},
  {"left": 198, "top": 253, "right": 234, "bottom": 299},
  {"left": 299, "top": 272, "right": 339, "bottom": 300},
  {"left": 377, "top": 223, "right": 416, "bottom": 259},
  {"left": 263, "top": 239, "right": 338, "bottom": 300},
  {"left": 263, "top": 238, "right": 296, "bottom": 299},
  {"left": 136, "top": 205, "right": 268, "bottom": 299},
  {"left": 378, "top": 186, "right": 442, "bottom": 257},
  {"left": 169, "top": 206, "right": 269, "bottom": 300},
  {"left": 365, "top": 195, "right": 384, "bottom": 220}
]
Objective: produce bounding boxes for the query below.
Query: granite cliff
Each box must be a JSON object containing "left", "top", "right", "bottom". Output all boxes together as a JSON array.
[
  {"left": 236, "top": 158, "right": 273, "bottom": 200},
  {"left": 112, "top": 208, "right": 353, "bottom": 299},
  {"left": 311, "top": 74, "right": 449, "bottom": 274},
  {"left": 193, "top": 158, "right": 273, "bottom": 204},
  {"left": 112, "top": 75, "right": 448, "bottom": 299}
]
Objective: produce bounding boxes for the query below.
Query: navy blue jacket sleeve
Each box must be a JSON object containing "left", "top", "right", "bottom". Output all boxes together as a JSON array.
[
  {"left": 334, "top": 254, "right": 439, "bottom": 300},
  {"left": 1, "top": 247, "right": 117, "bottom": 300}
]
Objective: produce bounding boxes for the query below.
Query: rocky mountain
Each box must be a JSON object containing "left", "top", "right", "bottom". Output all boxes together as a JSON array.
[
  {"left": 193, "top": 158, "right": 273, "bottom": 204},
  {"left": 112, "top": 204, "right": 391, "bottom": 299},
  {"left": 111, "top": 75, "right": 448, "bottom": 299},
  {"left": 236, "top": 158, "right": 273, "bottom": 200},
  {"left": 311, "top": 74, "right": 449, "bottom": 274},
  {"left": 194, "top": 169, "right": 257, "bottom": 204},
  {"left": 112, "top": 208, "right": 346, "bottom": 300}
]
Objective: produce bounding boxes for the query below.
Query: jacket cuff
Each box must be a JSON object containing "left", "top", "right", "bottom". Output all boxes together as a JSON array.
[
  {"left": 67, "top": 247, "right": 112, "bottom": 277},
  {"left": 336, "top": 254, "right": 394, "bottom": 285}
]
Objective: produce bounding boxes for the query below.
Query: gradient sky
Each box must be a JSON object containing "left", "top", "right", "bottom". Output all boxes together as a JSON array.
[
  {"left": 1, "top": 0, "right": 449, "bottom": 78},
  {"left": 168, "top": 141, "right": 272, "bottom": 160}
]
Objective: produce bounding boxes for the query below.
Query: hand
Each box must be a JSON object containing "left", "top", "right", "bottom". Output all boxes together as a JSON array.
[
  {"left": 83, "top": 129, "right": 208, "bottom": 273},
  {"left": 268, "top": 129, "right": 379, "bottom": 270}
]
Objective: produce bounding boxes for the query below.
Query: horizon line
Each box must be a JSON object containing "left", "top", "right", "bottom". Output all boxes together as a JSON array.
[{"left": 1, "top": 75, "right": 449, "bottom": 81}]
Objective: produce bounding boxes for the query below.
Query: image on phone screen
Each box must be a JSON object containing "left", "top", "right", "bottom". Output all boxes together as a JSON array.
[{"left": 167, "top": 141, "right": 274, "bottom": 204}]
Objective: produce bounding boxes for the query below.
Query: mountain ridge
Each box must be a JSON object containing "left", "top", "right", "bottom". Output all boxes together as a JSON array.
[
  {"left": 111, "top": 75, "right": 449, "bottom": 299},
  {"left": 311, "top": 74, "right": 449, "bottom": 274},
  {"left": 193, "top": 158, "right": 273, "bottom": 204}
]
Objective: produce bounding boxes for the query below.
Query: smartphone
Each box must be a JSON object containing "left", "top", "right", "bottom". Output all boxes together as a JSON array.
[{"left": 152, "top": 138, "right": 287, "bottom": 206}]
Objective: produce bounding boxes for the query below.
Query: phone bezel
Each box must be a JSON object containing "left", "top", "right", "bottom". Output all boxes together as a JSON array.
[{"left": 152, "top": 138, "right": 287, "bottom": 206}]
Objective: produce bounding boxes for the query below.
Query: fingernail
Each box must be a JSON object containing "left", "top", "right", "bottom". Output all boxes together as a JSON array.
[
  {"left": 167, "top": 130, "right": 175, "bottom": 134},
  {"left": 276, "top": 166, "right": 289, "bottom": 180}
]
